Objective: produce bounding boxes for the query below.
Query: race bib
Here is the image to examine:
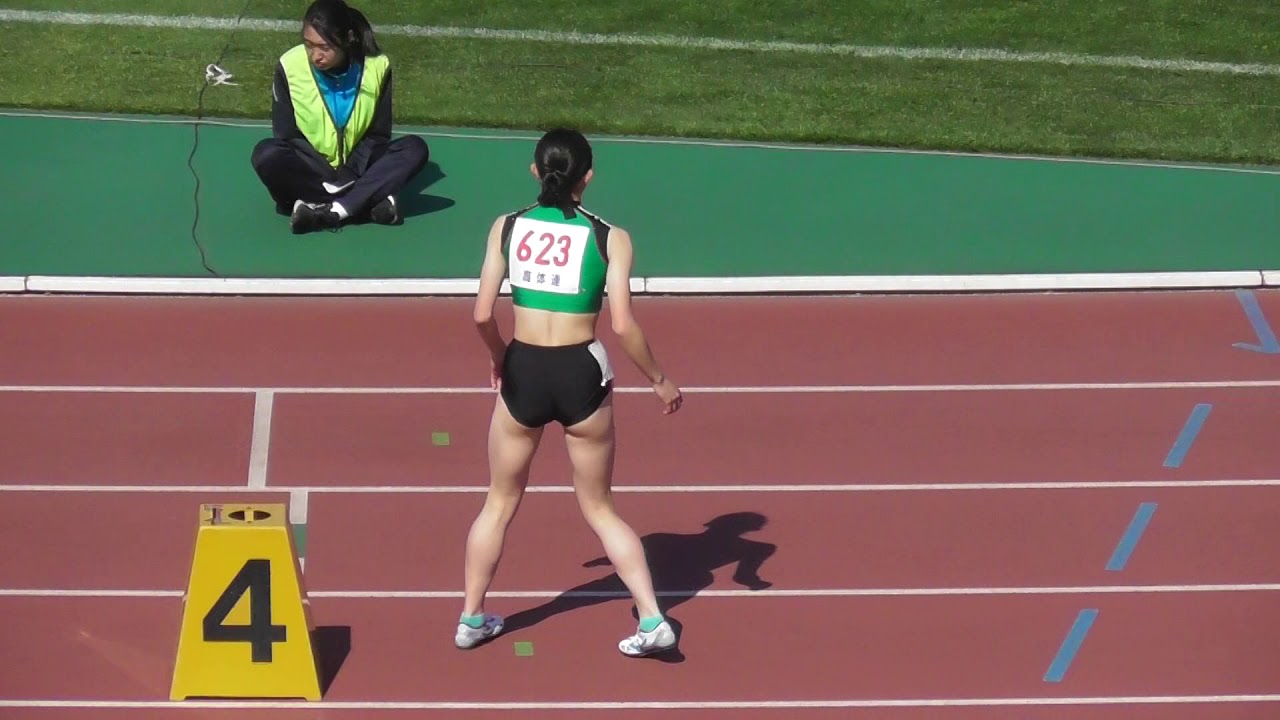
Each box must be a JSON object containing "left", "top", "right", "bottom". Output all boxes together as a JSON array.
[{"left": 509, "top": 217, "right": 591, "bottom": 295}]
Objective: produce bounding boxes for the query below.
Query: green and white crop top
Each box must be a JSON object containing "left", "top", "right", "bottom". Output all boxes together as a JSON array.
[{"left": 500, "top": 203, "right": 613, "bottom": 314}]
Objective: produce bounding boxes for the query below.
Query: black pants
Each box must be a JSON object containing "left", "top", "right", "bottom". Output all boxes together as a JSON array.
[{"left": 250, "top": 135, "right": 429, "bottom": 217}]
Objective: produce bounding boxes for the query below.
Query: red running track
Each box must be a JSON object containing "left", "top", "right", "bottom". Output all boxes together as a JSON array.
[
  {"left": 2, "top": 290, "right": 1280, "bottom": 719},
  {"left": 6, "top": 485, "right": 1280, "bottom": 591},
  {"left": 2, "top": 291, "right": 1279, "bottom": 387},
  {"left": 3, "top": 386, "right": 1278, "bottom": 488},
  {"left": 4, "top": 593, "right": 1280, "bottom": 702}
]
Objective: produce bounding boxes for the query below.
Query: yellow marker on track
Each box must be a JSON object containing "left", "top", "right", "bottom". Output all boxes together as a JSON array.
[{"left": 169, "top": 503, "right": 321, "bottom": 701}]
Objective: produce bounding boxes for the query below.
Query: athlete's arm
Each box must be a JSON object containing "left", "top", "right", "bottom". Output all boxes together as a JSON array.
[
  {"left": 474, "top": 216, "right": 508, "bottom": 385},
  {"left": 606, "top": 227, "right": 683, "bottom": 414}
]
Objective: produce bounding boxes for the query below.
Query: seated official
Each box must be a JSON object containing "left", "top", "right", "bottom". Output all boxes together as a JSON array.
[{"left": 250, "top": 0, "right": 429, "bottom": 234}]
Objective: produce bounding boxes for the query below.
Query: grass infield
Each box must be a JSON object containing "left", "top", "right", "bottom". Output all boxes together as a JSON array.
[{"left": 2, "top": 1, "right": 1278, "bottom": 164}]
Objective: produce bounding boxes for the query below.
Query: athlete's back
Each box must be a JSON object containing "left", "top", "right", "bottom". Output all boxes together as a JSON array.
[{"left": 501, "top": 203, "right": 615, "bottom": 346}]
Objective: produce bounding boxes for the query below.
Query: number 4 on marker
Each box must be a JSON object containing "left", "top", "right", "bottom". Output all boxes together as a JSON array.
[{"left": 202, "top": 558, "right": 287, "bottom": 662}]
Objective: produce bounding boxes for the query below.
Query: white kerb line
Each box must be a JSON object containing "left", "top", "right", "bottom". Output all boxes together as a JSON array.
[{"left": 247, "top": 390, "right": 274, "bottom": 488}]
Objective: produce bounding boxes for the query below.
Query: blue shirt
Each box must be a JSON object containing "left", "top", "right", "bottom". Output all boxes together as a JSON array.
[{"left": 311, "top": 60, "right": 362, "bottom": 130}]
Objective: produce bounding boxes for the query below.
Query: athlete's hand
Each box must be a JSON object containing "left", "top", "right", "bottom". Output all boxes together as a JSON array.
[
  {"left": 489, "top": 353, "right": 504, "bottom": 390},
  {"left": 653, "top": 377, "right": 682, "bottom": 414}
]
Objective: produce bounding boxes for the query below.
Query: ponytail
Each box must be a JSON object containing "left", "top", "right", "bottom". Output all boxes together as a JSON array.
[
  {"left": 534, "top": 128, "right": 593, "bottom": 213},
  {"left": 345, "top": 6, "right": 381, "bottom": 58},
  {"left": 537, "top": 169, "right": 568, "bottom": 207}
]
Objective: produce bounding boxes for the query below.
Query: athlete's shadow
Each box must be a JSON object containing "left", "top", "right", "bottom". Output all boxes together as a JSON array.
[{"left": 501, "top": 512, "right": 777, "bottom": 662}]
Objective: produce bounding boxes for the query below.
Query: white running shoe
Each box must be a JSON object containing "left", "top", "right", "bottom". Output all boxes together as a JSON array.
[
  {"left": 455, "top": 614, "right": 504, "bottom": 649},
  {"left": 618, "top": 620, "right": 677, "bottom": 657}
]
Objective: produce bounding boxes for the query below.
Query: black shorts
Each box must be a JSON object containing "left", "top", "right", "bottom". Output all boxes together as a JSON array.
[{"left": 500, "top": 338, "right": 614, "bottom": 428}]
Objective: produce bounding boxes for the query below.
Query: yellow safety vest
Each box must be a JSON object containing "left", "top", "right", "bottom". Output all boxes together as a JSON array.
[{"left": 279, "top": 44, "right": 390, "bottom": 167}]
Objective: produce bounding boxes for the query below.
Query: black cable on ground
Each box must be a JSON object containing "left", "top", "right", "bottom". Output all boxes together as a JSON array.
[{"left": 188, "top": 0, "right": 255, "bottom": 277}]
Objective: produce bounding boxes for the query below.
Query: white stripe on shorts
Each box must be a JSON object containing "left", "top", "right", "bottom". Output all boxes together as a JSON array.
[{"left": 587, "top": 340, "right": 614, "bottom": 386}]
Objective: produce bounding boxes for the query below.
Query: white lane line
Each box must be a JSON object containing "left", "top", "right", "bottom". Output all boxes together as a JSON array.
[
  {"left": 2, "top": 694, "right": 1280, "bottom": 709},
  {"left": 4, "top": 583, "right": 1277, "bottom": 599},
  {"left": 4, "top": 479, "right": 1280, "bottom": 494},
  {"left": 2, "top": 380, "right": 1279, "bottom": 395},
  {"left": 246, "top": 390, "right": 273, "bottom": 489}
]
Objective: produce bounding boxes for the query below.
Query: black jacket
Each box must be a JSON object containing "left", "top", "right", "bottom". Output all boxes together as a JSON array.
[{"left": 269, "top": 58, "right": 395, "bottom": 182}]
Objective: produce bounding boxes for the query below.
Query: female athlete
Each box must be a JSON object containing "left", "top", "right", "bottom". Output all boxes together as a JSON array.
[{"left": 456, "top": 128, "right": 684, "bottom": 657}]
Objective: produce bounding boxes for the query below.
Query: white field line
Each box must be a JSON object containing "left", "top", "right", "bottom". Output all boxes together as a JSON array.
[
  {"left": 3, "top": 10, "right": 1279, "bottom": 78},
  {"left": 2, "top": 380, "right": 1280, "bottom": 395},
  {"left": 4, "top": 479, "right": 1280, "bottom": 494},
  {"left": 3, "top": 109, "right": 1278, "bottom": 177},
  {"left": 4, "top": 583, "right": 1279, "bottom": 600},
  {"left": 3, "top": 695, "right": 1280, "bottom": 710}
]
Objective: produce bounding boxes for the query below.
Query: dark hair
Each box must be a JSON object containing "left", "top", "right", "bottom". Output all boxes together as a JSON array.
[
  {"left": 304, "top": 0, "right": 381, "bottom": 62},
  {"left": 535, "top": 128, "right": 593, "bottom": 211}
]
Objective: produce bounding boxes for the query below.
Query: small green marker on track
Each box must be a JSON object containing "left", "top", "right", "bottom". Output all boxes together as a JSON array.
[
  {"left": 514, "top": 641, "right": 534, "bottom": 657},
  {"left": 431, "top": 432, "right": 450, "bottom": 447}
]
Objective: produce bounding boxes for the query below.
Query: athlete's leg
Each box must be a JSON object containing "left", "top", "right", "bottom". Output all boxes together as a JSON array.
[
  {"left": 563, "top": 395, "right": 661, "bottom": 620},
  {"left": 462, "top": 395, "right": 542, "bottom": 617}
]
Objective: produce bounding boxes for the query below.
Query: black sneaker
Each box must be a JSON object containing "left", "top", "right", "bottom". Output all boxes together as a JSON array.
[
  {"left": 370, "top": 196, "right": 401, "bottom": 225},
  {"left": 291, "top": 201, "right": 342, "bottom": 234}
]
